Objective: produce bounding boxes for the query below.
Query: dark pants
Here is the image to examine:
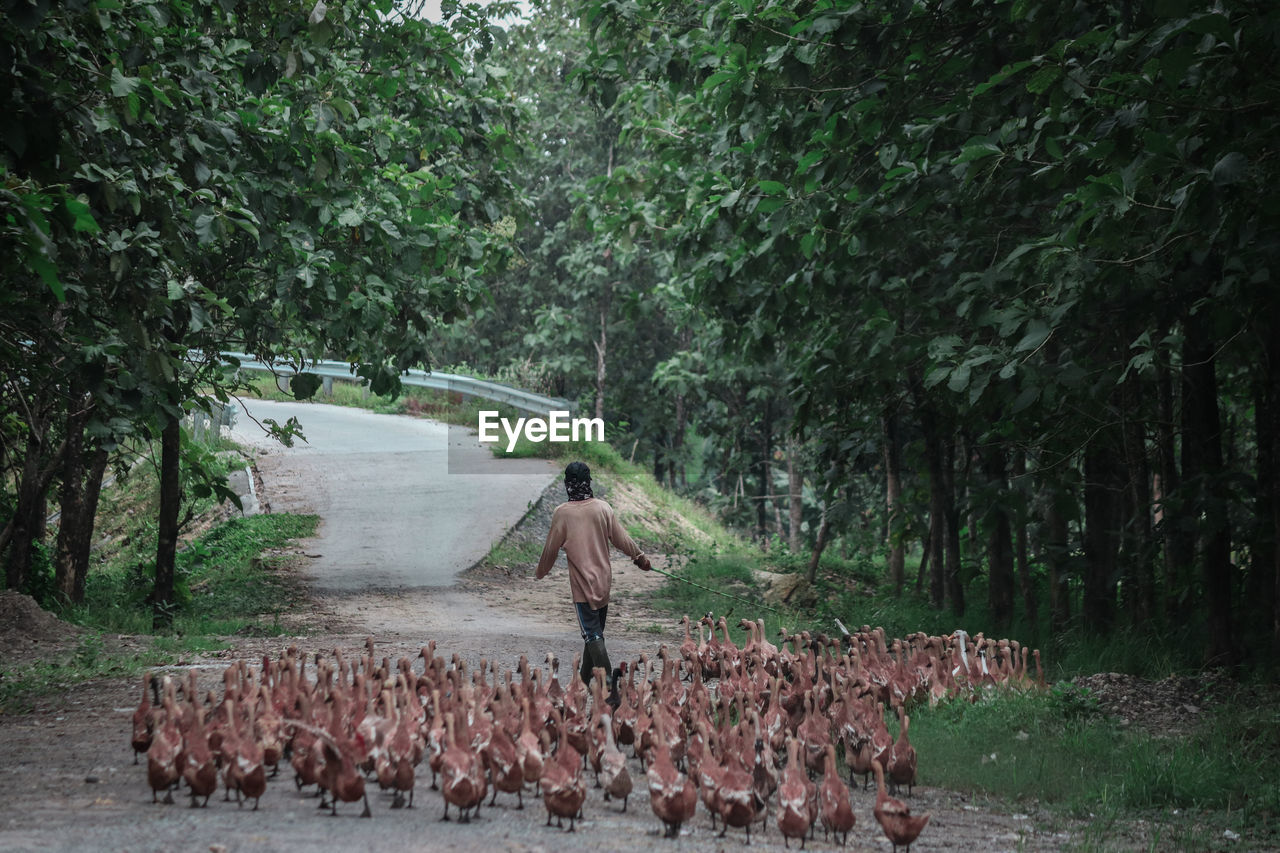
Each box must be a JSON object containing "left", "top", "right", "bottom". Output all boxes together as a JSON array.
[{"left": 574, "top": 602, "right": 608, "bottom": 642}]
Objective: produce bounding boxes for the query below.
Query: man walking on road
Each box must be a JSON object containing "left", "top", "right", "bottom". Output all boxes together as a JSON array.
[{"left": 534, "top": 461, "right": 651, "bottom": 694}]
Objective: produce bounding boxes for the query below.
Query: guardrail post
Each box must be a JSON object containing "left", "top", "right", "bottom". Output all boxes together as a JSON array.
[
  {"left": 322, "top": 376, "right": 333, "bottom": 398},
  {"left": 276, "top": 375, "right": 290, "bottom": 395}
]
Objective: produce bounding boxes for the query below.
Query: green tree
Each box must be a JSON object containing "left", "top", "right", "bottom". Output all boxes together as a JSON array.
[
  {"left": 1, "top": 0, "right": 521, "bottom": 624},
  {"left": 582, "top": 0, "right": 1280, "bottom": 660}
]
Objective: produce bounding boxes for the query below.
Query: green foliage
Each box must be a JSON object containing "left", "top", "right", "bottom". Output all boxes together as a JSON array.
[
  {"left": 565, "top": 0, "right": 1280, "bottom": 662},
  {"left": 1, "top": 0, "right": 524, "bottom": 608},
  {"left": 429, "top": 0, "right": 690, "bottom": 480},
  {"left": 19, "top": 542, "right": 57, "bottom": 611},
  {"left": 1049, "top": 681, "right": 1103, "bottom": 720}
]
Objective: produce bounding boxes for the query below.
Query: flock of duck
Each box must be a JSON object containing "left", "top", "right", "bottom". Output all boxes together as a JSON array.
[{"left": 132, "top": 615, "right": 1044, "bottom": 850}]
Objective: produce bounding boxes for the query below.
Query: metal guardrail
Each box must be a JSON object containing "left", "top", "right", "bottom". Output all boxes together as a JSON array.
[{"left": 222, "top": 352, "right": 575, "bottom": 416}]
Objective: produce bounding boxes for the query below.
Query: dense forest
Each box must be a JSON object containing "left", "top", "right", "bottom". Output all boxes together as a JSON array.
[{"left": 3, "top": 0, "right": 1278, "bottom": 669}]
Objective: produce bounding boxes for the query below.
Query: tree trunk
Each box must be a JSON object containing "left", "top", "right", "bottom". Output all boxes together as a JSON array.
[
  {"left": 916, "top": 537, "right": 929, "bottom": 593},
  {"left": 672, "top": 328, "right": 692, "bottom": 490},
  {"left": 1251, "top": 378, "right": 1274, "bottom": 646},
  {"left": 1181, "top": 308, "right": 1235, "bottom": 665},
  {"left": 653, "top": 428, "right": 666, "bottom": 485},
  {"left": 881, "top": 409, "right": 905, "bottom": 595},
  {"left": 944, "top": 436, "right": 965, "bottom": 616},
  {"left": 983, "top": 443, "right": 1015, "bottom": 626},
  {"left": 1120, "top": 379, "right": 1155, "bottom": 624},
  {"left": 1262, "top": 300, "right": 1280, "bottom": 657},
  {"left": 1011, "top": 452, "right": 1036, "bottom": 627},
  {"left": 808, "top": 502, "right": 830, "bottom": 584},
  {"left": 5, "top": 426, "right": 61, "bottom": 593},
  {"left": 153, "top": 412, "right": 182, "bottom": 629},
  {"left": 916, "top": 398, "right": 948, "bottom": 610},
  {"left": 6, "top": 432, "right": 44, "bottom": 592},
  {"left": 71, "top": 448, "right": 109, "bottom": 603},
  {"left": 787, "top": 436, "right": 803, "bottom": 554},
  {"left": 593, "top": 297, "right": 608, "bottom": 423},
  {"left": 672, "top": 391, "right": 685, "bottom": 490},
  {"left": 1083, "top": 431, "right": 1120, "bottom": 632},
  {"left": 757, "top": 400, "right": 773, "bottom": 550},
  {"left": 1045, "top": 488, "right": 1071, "bottom": 632},
  {"left": 54, "top": 387, "right": 92, "bottom": 604},
  {"left": 961, "top": 435, "right": 980, "bottom": 590},
  {"left": 1156, "top": 353, "right": 1190, "bottom": 622}
]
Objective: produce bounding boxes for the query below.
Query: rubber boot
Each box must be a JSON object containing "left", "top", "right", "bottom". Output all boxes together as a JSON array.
[
  {"left": 581, "top": 638, "right": 611, "bottom": 689},
  {"left": 606, "top": 666, "right": 622, "bottom": 710}
]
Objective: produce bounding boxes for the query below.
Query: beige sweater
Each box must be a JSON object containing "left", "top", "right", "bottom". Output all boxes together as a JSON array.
[{"left": 534, "top": 498, "right": 644, "bottom": 609}]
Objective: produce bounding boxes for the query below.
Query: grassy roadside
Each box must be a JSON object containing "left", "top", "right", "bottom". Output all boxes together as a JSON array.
[{"left": 0, "top": 437, "right": 319, "bottom": 713}]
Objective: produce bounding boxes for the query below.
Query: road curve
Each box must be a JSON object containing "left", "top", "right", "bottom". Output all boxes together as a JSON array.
[{"left": 228, "top": 398, "right": 559, "bottom": 591}]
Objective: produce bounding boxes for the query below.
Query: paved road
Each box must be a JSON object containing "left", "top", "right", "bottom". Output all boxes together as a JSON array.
[{"left": 228, "top": 399, "right": 559, "bottom": 591}]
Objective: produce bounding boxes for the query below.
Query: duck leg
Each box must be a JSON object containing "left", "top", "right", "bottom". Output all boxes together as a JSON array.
[{"left": 360, "top": 792, "right": 372, "bottom": 818}]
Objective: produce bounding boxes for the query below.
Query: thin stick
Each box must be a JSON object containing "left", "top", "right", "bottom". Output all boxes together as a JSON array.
[{"left": 647, "top": 566, "right": 782, "bottom": 615}]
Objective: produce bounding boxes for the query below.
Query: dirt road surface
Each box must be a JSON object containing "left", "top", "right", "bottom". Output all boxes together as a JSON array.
[{"left": 0, "top": 408, "right": 1157, "bottom": 852}]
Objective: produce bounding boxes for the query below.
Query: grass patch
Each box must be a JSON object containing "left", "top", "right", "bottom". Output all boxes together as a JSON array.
[
  {"left": 70, "top": 512, "right": 319, "bottom": 635},
  {"left": 907, "top": 688, "right": 1280, "bottom": 843},
  {"left": 484, "top": 538, "right": 543, "bottom": 571},
  {"left": 1044, "top": 625, "right": 1193, "bottom": 683},
  {"left": 0, "top": 632, "right": 157, "bottom": 713}
]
